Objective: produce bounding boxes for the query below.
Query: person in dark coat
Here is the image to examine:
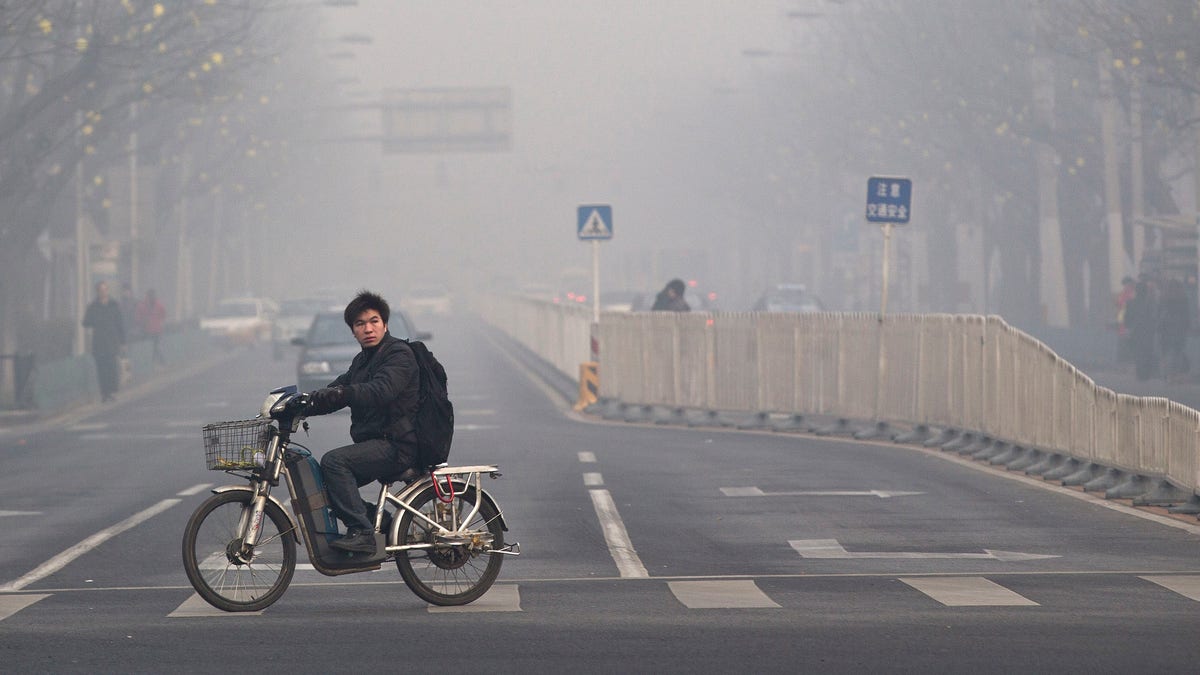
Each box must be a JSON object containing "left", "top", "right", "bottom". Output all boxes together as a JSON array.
[
  {"left": 1125, "top": 280, "right": 1158, "bottom": 381},
  {"left": 302, "top": 290, "right": 419, "bottom": 554},
  {"left": 651, "top": 278, "right": 690, "bottom": 312},
  {"left": 1158, "top": 278, "right": 1192, "bottom": 382},
  {"left": 82, "top": 280, "right": 125, "bottom": 402}
]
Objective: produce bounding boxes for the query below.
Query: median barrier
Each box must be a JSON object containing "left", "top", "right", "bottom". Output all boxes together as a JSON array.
[{"left": 480, "top": 296, "right": 1200, "bottom": 508}]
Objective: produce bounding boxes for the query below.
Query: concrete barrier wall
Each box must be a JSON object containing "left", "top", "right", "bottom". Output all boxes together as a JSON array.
[{"left": 482, "top": 297, "right": 1200, "bottom": 495}]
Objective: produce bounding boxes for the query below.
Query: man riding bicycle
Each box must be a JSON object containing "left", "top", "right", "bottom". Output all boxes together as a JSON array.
[{"left": 303, "top": 290, "right": 419, "bottom": 554}]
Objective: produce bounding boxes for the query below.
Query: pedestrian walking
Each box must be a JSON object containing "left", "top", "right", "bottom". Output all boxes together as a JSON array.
[
  {"left": 136, "top": 288, "right": 167, "bottom": 366},
  {"left": 82, "top": 280, "right": 126, "bottom": 401}
]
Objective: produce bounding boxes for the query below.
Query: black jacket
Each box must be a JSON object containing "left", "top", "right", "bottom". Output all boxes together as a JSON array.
[{"left": 313, "top": 333, "right": 419, "bottom": 447}]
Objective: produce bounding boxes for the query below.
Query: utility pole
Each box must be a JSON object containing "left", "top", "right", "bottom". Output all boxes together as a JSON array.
[
  {"left": 1030, "top": 22, "right": 1069, "bottom": 328},
  {"left": 1099, "top": 52, "right": 1128, "bottom": 297},
  {"left": 74, "top": 111, "right": 89, "bottom": 356},
  {"left": 129, "top": 102, "right": 139, "bottom": 293},
  {"left": 1129, "top": 74, "right": 1145, "bottom": 269}
]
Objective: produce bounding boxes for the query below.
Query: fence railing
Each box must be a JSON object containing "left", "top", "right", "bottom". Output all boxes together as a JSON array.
[{"left": 482, "top": 295, "right": 1200, "bottom": 497}]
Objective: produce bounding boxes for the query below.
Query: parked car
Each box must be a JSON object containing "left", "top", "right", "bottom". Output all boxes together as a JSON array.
[
  {"left": 405, "top": 285, "right": 453, "bottom": 316},
  {"left": 751, "top": 283, "right": 825, "bottom": 313},
  {"left": 293, "top": 309, "right": 430, "bottom": 393},
  {"left": 199, "top": 296, "right": 279, "bottom": 347}
]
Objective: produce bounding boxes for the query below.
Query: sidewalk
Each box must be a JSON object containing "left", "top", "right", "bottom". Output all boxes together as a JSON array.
[{"left": 0, "top": 349, "right": 234, "bottom": 436}]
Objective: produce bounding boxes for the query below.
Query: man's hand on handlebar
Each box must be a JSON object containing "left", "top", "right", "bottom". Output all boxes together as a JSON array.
[
  {"left": 305, "top": 386, "right": 348, "bottom": 415},
  {"left": 284, "top": 392, "right": 312, "bottom": 416}
]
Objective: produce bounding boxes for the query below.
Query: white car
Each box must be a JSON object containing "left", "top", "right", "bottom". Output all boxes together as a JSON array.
[{"left": 200, "top": 297, "right": 278, "bottom": 346}]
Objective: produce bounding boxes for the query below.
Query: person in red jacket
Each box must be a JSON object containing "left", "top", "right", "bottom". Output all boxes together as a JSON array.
[{"left": 136, "top": 289, "right": 167, "bottom": 365}]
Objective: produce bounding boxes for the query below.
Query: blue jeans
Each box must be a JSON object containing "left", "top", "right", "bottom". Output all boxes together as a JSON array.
[{"left": 320, "top": 438, "right": 414, "bottom": 532}]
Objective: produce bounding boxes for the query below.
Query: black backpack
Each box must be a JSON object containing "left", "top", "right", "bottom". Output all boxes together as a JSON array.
[{"left": 403, "top": 339, "right": 454, "bottom": 467}]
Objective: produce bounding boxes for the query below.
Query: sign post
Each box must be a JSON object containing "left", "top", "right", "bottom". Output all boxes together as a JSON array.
[
  {"left": 577, "top": 204, "right": 613, "bottom": 362},
  {"left": 865, "top": 177, "right": 912, "bottom": 317}
]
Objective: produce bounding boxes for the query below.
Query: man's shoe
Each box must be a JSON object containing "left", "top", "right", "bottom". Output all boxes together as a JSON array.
[{"left": 330, "top": 529, "right": 376, "bottom": 554}]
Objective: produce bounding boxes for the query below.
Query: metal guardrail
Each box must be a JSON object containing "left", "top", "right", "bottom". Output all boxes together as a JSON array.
[{"left": 482, "top": 295, "right": 1200, "bottom": 498}]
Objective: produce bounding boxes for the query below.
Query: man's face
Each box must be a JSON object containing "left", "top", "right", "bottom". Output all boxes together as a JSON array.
[
  {"left": 351, "top": 309, "right": 387, "bottom": 349},
  {"left": 96, "top": 282, "right": 109, "bottom": 303}
]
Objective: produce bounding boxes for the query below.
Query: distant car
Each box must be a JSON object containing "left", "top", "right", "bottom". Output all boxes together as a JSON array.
[
  {"left": 405, "top": 285, "right": 453, "bottom": 316},
  {"left": 751, "top": 284, "right": 825, "bottom": 313},
  {"left": 200, "top": 297, "right": 278, "bottom": 346},
  {"left": 274, "top": 296, "right": 341, "bottom": 346},
  {"left": 293, "top": 309, "right": 430, "bottom": 393},
  {"left": 600, "top": 290, "right": 643, "bottom": 313}
]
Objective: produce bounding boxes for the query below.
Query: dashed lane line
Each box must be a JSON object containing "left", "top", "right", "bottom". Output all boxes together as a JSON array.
[
  {"left": 0, "top": 498, "right": 181, "bottom": 592},
  {"left": 177, "top": 483, "right": 213, "bottom": 496},
  {"left": 583, "top": 472, "right": 604, "bottom": 486},
  {"left": 578, "top": 451, "right": 596, "bottom": 463},
  {"left": 668, "top": 580, "right": 780, "bottom": 609},
  {"left": 1140, "top": 575, "right": 1200, "bottom": 601},
  {"left": 168, "top": 593, "right": 262, "bottom": 618},
  {"left": 900, "top": 576, "right": 1040, "bottom": 607},
  {"left": 426, "top": 584, "right": 522, "bottom": 613},
  {"left": 0, "top": 594, "right": 50, "bottom": 622},
  {"left": 588, "top": 488, "right": 649, "bottom": 579}
]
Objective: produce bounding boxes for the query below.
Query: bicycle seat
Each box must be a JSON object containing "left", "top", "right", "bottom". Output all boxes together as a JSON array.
[{"left": 379, "top": 467, "right": 423, "bottom": 485}]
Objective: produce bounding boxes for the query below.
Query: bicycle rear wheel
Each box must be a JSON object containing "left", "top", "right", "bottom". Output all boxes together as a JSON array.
[
  {"left": 182, "top": 490, "right": 296, "bottom": 612},
  {"left": 394, "top": 483, "right": 504, "bottom": 606}
]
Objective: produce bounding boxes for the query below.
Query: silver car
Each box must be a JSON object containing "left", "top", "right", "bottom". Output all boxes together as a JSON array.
[{"left": 293, "top": 309, "right": 430, "bottom": 393}]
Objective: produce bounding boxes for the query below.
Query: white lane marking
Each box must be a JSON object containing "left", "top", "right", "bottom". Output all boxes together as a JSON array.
[
  {"left": 668, "top": 580, "right": 781, "bottom": 609},
  {"left": 0, "top": 510, "right": 43, "bottom": 517},
  {"left": 721, "top": 487, "right": 924, "bottom": 498},
  {"left": 1140, "top": 575, "right": 1200, "bottom": 601},
  {"left": 176, "top": 484, "right": 213, "bottom": 497},
  {"left": 0, "top": 594, "right": 50, "bottom": 622},
  {"left": 78, "top": 433, "right": 186, "bottom": 441},
  {"left": 457, "top": 409, "right": 496, "bottom": 416},
  {"left": 455, "top": 424, "right": 499, "bottom": 431},
  {"left": 66, "top": 422, "right": 108, "bottom": 432},
  {"left": 578, "top": 451, "right": 597, "bottom": 463},
  {"left": 583, "top": 472, "right": 604, "bottom": 487},
  {"left": 900, "top": 576, "right": 1039, "bottom": 606},
  {"left": 789, "top": 539, "right": 1059, "bottom": 561},
  {"left": 168, "top": 593, "right": 262, "bottom": 617},
  {"left": 165, "top": 421, "right": 206, "bottom": 428},
  {"left": 426, "top": 584, "right": 521, "bottom": 613},
  {"left": 0, "top": 499, "right": 181, "bottom": 592},
  {"left": 588, "top": 489, "right": 648, "bottom": 578}
]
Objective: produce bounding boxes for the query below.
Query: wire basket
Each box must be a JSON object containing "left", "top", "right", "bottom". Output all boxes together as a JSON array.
[{"left": 203, "top": 419, "right": 273, "bottom": 470}]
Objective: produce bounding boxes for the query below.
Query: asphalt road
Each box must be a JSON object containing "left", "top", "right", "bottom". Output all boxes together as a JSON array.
[{"left": 2, "top": 314, "right": 1200, "bottom": 673}]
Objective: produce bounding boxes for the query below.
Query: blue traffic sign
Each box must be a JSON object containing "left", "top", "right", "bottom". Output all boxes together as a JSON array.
[
  {"left": 866, "top": 177, "right": 912, "bottom": 224},
  {"left": 577, "top": 204, "right": 613, "bottom": 240}
]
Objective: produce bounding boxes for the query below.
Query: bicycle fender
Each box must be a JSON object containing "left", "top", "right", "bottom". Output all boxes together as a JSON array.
[
  {"left": 211, "top": 485, "right": 302, "bottom": 543},
  {"left": 390, "top": 479, "right": 508, "bottom": 532}
]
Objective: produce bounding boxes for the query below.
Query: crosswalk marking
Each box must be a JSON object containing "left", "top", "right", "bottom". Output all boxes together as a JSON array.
[
  {"left": 900, "top": 577, "right": 1039, "bottom": 607},
  {"left": 1140, "top": 575, "right": 1200, "bottom": 601},
  {"left": 668, "top": 580, "right": 780, "bottom": 609},
  {"left": 426, "top": 584, "right": 521, "bottom": 613},
  {"left": 0, "top": 594, "right": 50, "bottom": 622},
  {"left": 168, "top": 593, "right": 262, "bottom": 617}
]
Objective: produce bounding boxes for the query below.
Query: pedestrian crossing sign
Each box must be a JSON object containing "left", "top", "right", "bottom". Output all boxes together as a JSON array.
[{"left": 577, "top": 205, "right": 613, "bottom": 240}]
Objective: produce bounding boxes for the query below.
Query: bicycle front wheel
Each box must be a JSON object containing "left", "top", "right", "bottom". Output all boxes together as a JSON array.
[
  {"left": 394, "top": 484, "right": 504, "bottom": 606},
  {"left": 182, "top": 490, "right": 297, "bottom": 612}
]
